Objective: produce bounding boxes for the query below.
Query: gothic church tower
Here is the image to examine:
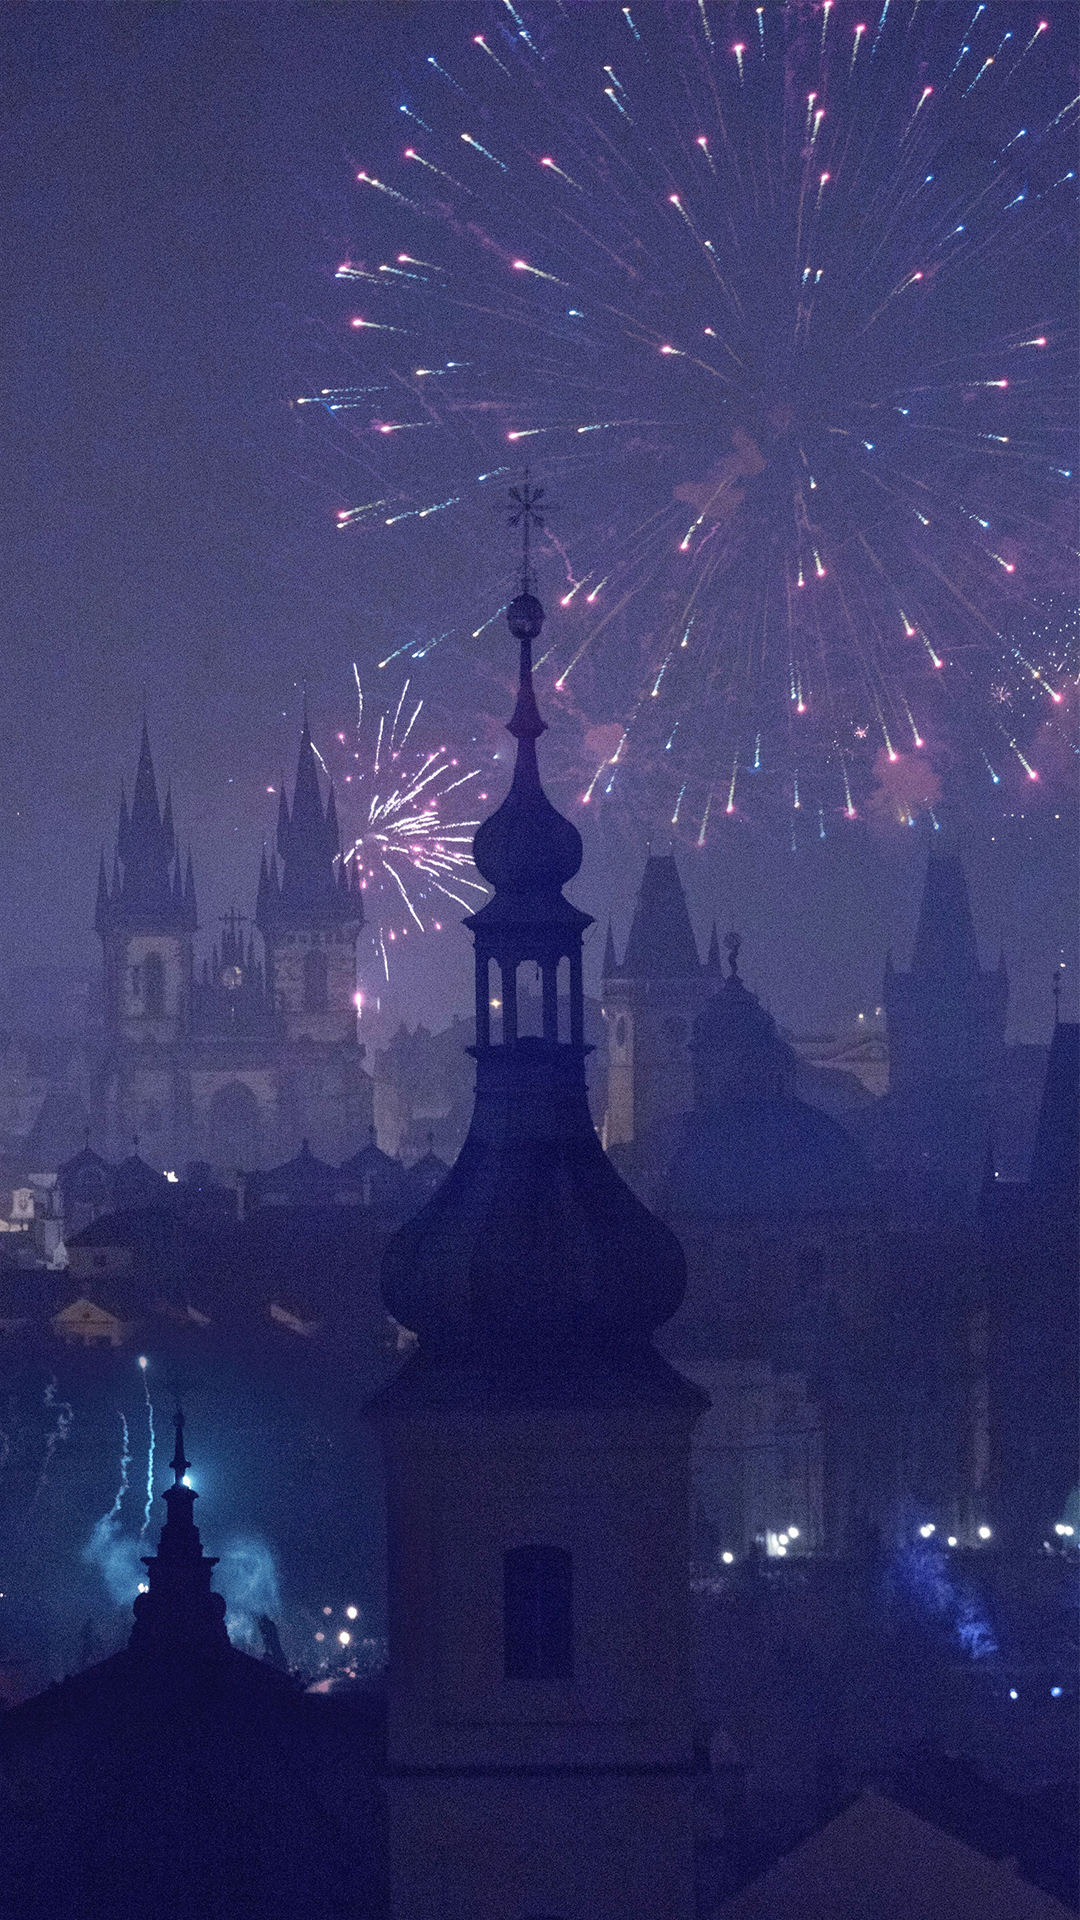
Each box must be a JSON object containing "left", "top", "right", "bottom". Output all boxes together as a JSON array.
[
  {"left": 601, "top": 853, "right": 709, "bottom": 1151},
  {"left": 96, "top": 724, "right": 197, "bottom": 1046},
  {"left": 883, "top": 834, "right": 1008, "bottom": 1094},
  {"left": 369, "top": 560, "right": 706, "bottom": 1920},
  {"left": 256, "top": 714, "right": 362, "bottom": 1044}
]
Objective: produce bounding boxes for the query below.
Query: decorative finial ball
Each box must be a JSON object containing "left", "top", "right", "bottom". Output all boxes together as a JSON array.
[{"left": 507, "top": 593, "right": 545, "bottom": 641}]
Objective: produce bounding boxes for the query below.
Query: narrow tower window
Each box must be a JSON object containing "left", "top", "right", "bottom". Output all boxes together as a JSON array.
[
  {"left": 503, "top": 1545, "right": 573, "bottom": 1681},
  {"left": 303, "top": 947, "right": 328, "bottom": 1014},
  {"left": 143, "top": 952, "right": 165, "bottom": 1017}
]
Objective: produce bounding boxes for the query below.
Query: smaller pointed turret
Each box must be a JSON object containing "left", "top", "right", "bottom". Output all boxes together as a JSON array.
[
  {"left": 622, "top": 855, "right": 702, "bottom": 979},
  {"left": 95, "top": 852, "right": 110, "bottom": 936},
  {"left": 161, "top": 785, "right": 175, "bottom": 857},
  {"left": 910, "top": 834, "right": 980, "bottom": 980},
  {"left": 256, "top": 847, "right": 277, "bottom": 922},
  {"left": 261, "top": 717, "right": 359, "bottom": 930},
  {"left": 117, "top": 780, "right": 131, "bottom": 866},
  {"left": 325, "top": 782, "right": 340, "bottom": 854},
  {"left": 102, "top": 726, "right": 191, "bottom": 928},
  {"left": 602, "top": 919, "right": 618, "bottom": 976},
  {"left": 883, "top": 832, "right": 1007, "bottom": 1098},
  {"left": 128, "top": 1411, "right": 230, "bottom": 1661}
]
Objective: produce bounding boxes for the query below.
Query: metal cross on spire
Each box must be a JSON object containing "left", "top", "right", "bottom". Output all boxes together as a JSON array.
[{"left": 507, "top": 468, "right": 546, "bottom": 596}]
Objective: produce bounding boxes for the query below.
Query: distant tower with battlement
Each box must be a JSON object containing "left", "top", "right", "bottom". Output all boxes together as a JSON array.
[
  {"left": 883, "top": 835, "right": 1007, "bottom": 1097},
  {"left": 600, "top": 853, "right": 711, "bottom": 1152}
]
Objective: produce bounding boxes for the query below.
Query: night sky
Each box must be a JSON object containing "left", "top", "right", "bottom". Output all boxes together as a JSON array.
[{"left": 0, "top": 0, "right": 1075, "bottom": 1043}]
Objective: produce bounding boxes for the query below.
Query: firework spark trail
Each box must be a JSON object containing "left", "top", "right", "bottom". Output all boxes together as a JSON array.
[
  {"left": 139, "top": 1356, "right": 155, "bottom": 1537},
  {"left": 35, "top": 1378, "right": 73, "bottom": 1501},
  {"left": 311, "top": 0, "right": 1076, "bottom": 837},
  {"left": 87, "top": 1411, "right": 132, "bottom": 1546}
]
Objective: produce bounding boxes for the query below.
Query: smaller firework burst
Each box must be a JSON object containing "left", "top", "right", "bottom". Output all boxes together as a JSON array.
[{"left": 334, "top": 669, "right": 487, "bottom": 980}]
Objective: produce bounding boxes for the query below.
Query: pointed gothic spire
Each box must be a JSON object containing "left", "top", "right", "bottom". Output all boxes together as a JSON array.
[
  {"left": 171, "top": 1408, "right": 190, "bottom": 1483},
  {"left": 131, "top": 721, "right": 161, "bottom": 837},
  {"left": 261, "top": 720, "right": 361, "bottom": 931},
  {"left": 117, "top": 780, "right": 131, "bottom": 865},
  {"left": 95, "top": 852, "right": 110, "bottom": 935},
  {"left": 622, "top": 855, "right": 702, "bottom": 979},
  {"left": 161, "top": 784, "right": 175, "bottom": 857},
  {"left": 603, "top": 919, "right": 618, "bottom": 975},
  {"left": 910, "top": 837, "right": 980, "bottom": 978},
  {"left": 325, "top": 781, "right": 340, "bottom": 854},
  {"left": 128, "top": 1411, "right": 230, "bottom": 1660},
  {"left": 705, "top": 920, "right": 723, "bottom": 974},
  {"left": 289, "top": 714, "right": 325, "bottom": 837},
  {"left": 102, "top": 726, "right": 192, "bottom": 930}
]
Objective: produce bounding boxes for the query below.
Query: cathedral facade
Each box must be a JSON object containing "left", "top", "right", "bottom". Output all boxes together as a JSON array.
[{"left": 93, "top": 722, "right": 373, "bottom": 1173}]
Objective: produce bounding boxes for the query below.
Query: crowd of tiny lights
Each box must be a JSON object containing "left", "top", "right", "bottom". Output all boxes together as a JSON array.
[{"left": 299, "top": 0, "right": 1078, "bottom": 845}]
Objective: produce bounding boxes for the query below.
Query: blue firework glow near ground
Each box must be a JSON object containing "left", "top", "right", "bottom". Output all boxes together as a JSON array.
[{"left": 301, "top": 0, "right": 1078, "bottom": 843}]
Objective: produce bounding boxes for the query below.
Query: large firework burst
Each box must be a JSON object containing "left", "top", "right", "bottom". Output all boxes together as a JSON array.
[{"left": 301, "top": 0, "right": 1078, "bottom": 839}]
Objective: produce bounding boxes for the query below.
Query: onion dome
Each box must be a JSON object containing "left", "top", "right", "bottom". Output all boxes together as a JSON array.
[
  {"left": 471, "top": 592, "right": 583, "bottom": 898},
  {"left": 661, "top": 934, "right": 871, "bottom": 1218},
  {"left": 691, "top": 933, "right": 796, "bottom": 1105}
]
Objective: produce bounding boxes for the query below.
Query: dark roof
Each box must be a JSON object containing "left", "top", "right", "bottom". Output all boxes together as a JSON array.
[
  {"left": 113, "top": 1152, "right": 171, "bottom": 1210},
  {"left": 714, "top": 1787, "right": 1069, "bottom": 1920},
  {"left": 245, "top": 1139, "right": 339, "bottom": 1207},
  {"left": 620, "top": 855, "right": 701, "bottom": 978},
  {"left": 664, "top": 1096, "right": 873, "bottom": 1217},
  {"left": 338, "top": 1132, "right": 408, "bottom": 1207},
  {"left": 0, "top": 1422, "right": 386, "bottom": 1918},
  {"left": 22, "top": 1085, "right": 93, "bottom": 1169},
  {"left": 57, "top": 1142, "right": 113, "bottom": 1193}
]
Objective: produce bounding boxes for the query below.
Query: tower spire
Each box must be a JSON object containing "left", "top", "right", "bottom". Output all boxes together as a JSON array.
[
  {"left": 128, "top": 1409, "right": 230, "bottom": 1659},
  {"left": 379, "top": 482, "right": 692, "bottom": 1367},
  {"left": 103, "top": 727, "right": 192, "bottom": 929}
]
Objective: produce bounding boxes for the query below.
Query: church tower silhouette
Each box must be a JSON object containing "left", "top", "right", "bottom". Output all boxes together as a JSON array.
[
  {"left": 255, "top": 708, "right": 363, "bottom": 1044},
  {"left": 367, "top": 527, "right": 707, "bottom": 1920},
  {"left": 96, "top": 723, "right": 197, "bottom": 1046}
]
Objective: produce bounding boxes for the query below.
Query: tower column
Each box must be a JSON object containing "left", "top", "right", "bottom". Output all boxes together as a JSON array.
[{"left": 368, "top": 551, "right": 705, "bottom": 1920}]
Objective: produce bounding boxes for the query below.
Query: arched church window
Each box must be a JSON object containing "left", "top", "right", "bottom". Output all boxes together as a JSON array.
[
  {"left": 143, "top": 952, "right": 165, "bottom": 1018},
  {"left": 303, "top": 948, "right": 329, "bottom": 1014},
  {"left": 615, "top": 1016, "right": 627, "bottom": 1050},
  {"left": 503, "top": 1545, "right": 573, "bottom": 1681}
]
